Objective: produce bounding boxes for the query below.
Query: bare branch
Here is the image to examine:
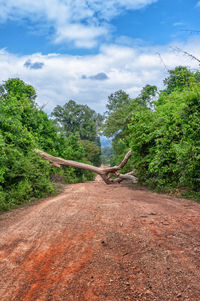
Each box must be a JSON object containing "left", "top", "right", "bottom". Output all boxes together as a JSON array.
[
  {"left": 103, "top": 150, "right": 132, "bottom": 173},
  {"left": 155, "top": 52, "right": 168, "bottom": 72},
  {"left": 119, "top": 150, "right": 132, "bottom": 169},
  {"left": 172, "top": 47, "right": 200, "bottom": 65}
]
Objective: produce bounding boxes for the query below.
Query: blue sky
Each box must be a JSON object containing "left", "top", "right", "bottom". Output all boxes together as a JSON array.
[{"left": 0, "top": 0, "right": 200, "bottom": 112}]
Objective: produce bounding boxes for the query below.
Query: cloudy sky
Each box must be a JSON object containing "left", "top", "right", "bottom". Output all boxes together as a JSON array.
[{"left": 0, "top": 0, "right": 200, "bottom": 113}]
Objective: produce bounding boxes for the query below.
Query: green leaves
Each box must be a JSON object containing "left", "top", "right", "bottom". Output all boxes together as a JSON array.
[
  {"left": 0, "top": 78, "right": 96, "bottom": 212},
  {"left": 51, "top": 100, "right": 103, "bottom": 142},
  {"left": 163, "top": 66, "right": 200, "bottom": 94},
  {"left": 104, "top": 67, "right": 200, "bottom": 198},
  {"left": 51, "top": 99, "right": 102, "bottom": 166},
  {"left": 128, "top": 81, "right": 200, "bottom": 196},
  {"left": 103, "top": 87, "right": 157, "bottom": 172},
  {"left": 106, "top": 90, "right": 130, "bottom": 112}
]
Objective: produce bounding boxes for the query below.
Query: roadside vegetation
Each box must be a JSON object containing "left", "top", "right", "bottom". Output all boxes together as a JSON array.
[
  {"left": 0, "top": 65, "right": 200, "bottom": 211},
  {"left": 102, "top": 66, "right": 200, "bottom": 200},
  {"left": 0, "top": 79, "right": 101, "bottom": 211}
]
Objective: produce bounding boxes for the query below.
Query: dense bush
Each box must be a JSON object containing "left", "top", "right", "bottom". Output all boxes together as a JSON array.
[
  {"left": 0, "top": 79, "right": 95, "bottom": 211},
  {"left": 103, "top": 67, "right": 200, "bottom": 199},
  {"left": 129, "top": 85, "right": 200, "bottom": 196}
]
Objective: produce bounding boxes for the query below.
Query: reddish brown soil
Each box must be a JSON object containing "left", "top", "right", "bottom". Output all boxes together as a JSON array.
[{"left": 0, "top": 182, "right": 200, "bottom": 301}]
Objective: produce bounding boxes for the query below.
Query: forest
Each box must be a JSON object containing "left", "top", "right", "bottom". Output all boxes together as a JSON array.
[{"left": 0, "top": 65, "right": 200, "bottom": 211}]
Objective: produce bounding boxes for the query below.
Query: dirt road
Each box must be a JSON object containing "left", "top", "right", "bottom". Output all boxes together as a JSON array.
[{"left": 0, "top": 182, "right": 200, "bottom": 301}]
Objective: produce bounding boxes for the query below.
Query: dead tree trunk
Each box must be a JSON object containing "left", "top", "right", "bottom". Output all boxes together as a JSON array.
[{"left": 35, "top": 149, "right": 137, "bottom": 185}]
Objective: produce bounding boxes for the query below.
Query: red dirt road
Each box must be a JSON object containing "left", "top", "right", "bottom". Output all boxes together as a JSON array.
[{"left": 0, "top": 182, "right": 200, "bottom": 301}]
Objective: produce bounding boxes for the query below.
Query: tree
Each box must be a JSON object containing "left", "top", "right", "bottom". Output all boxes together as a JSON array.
[
  {"left": 0, "top": 79, "right": 56, "bottom": 210},
  {"left": 103, "top": 90, "right": 131, "bottom": 138},
  {"left": 80, "top": 139, "right": 101, "bottom": 167},
  {"left": 51, "top": 100, "right": 103, "bottom": 166},
  {"left": 103, "top": 86, "right": 157, "bottom": 139},
  {"left": 51, "top": 100, "right": 103, "bottom": 143},
  {"left": 127, "top": 78, "right": 200, "bottom": 196},
  {"left": 103, "top": 86, "right": 157, "bottom": 171},
  {"left": 106, "top": 90, "right": 131, "bottom": 113},
  {"left": 163, "top": 66, "right": 197, "bottom": 94},
  {"left": 138, "top": 84, "right": 157, "bottom": 107},
  {"left": 0, "top": 79, "right": 95, "bottom": 211},
  {"left": 0, "top": 78, "right": 36, "bottom": 101}
]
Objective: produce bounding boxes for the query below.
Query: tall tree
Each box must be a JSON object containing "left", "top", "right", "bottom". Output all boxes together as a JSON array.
[
  {"left": 103, "top": 86, "right": 157, "bottom": 169},
  {"left": 0, "top": 79, "right": 95, "bottom": 211},
  {"left": 103, "top": 90, "right": 131, "bottom": 138},
  {"left": 51, "top": 100, "right": 102, "bottom": 143},
  {"left": 163, "top": 66, "right": 198, "bottom": 94},
  {"left": 0, "top": 78, "right": 36, "bottom": 101},
  {"left": 138, "top": 84, "right": 157, "bottom": 107},
  {"left": 51, "top": 100, "right": 103, "bottom": 166}
]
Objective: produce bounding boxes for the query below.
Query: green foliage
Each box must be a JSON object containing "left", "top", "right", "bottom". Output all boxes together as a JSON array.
[
  {"left": 104, "top": 66, "right": 200, "bottom": 199},
  {"left": 101, "top": 146, "right": 113, "bottom": 165},
  {"left": 138, "top": 84, "right": 157, "bottom": 108},
  {"left": 51, "top": 100, "right": 103, "bottom": 141},
  {"left": 0, "top": 78, "right": 36, "bottom": 101},
  {"left": 128, "top": 72, "right": 200, "bottom": 197},
  {"left": 103, "top": 90, "right": 131, "bottom": 137},
  {"left": 2, "top": 64, "right": 199, "bottom": 212},
  {"left": 0, "top": 79, "right": 95, "bottom": 212},
  {"left": 1, "top": 150, "right": 55, "bottom": 211},
  {"left": 80, "top": 139, "right": 101, "bottom": 167},
  {"left": 103, "top": 86, "right": 157, "bottom": 172},
  {"left": 54, "top": 135, "right": 95, "bottom": 183},
  {"left": 106, "top": 90, "right": 131, "bottom": 113},
  {"left": 163, "top": 66, "right": 200, "bottom": 94},
  {"left": 51, "top": 99, "right": 102, "bottom": 166},
  {"left": 102, "top": 90, "right": 133, "bottom": 170}
]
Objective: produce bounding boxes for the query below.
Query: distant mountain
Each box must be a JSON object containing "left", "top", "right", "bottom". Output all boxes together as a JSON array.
[{"left": 100, "top": 136, "right": 112, "bottom": 148}]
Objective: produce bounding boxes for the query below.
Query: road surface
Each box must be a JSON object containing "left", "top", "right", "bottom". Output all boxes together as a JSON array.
[{"left": 0, "top": 182, "right": 200, "bottom": 300}]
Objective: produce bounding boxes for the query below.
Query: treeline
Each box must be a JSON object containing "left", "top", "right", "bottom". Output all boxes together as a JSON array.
[
  {"left": 0, "top": 79, "right": 101, "bottom": 211},
  {"left": 103, "top": 66, "right": 200, "bottom": 199},
  {"left": 1, "top": 66, "right": 200, "bottom": 211}
]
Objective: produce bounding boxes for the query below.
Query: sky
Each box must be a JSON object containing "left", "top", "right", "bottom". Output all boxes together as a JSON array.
[{"left": 0, "top": 0, "right": 200, "bottom": 113}]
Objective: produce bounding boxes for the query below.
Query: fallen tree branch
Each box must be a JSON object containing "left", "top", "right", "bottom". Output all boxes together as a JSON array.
[
  {"left": 112, "top": 171, "right": 138, "bottom": 183},
  {"left": 35, "top": 149, "right": 137, "bottom": 185}
]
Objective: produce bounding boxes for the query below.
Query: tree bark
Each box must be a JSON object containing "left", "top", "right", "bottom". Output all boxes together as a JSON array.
[{"left": 35, "top": 149, "right": 137, "bottom": 185}]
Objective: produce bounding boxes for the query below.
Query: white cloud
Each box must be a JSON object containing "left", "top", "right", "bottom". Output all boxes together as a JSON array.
[
  {"left": 0, "top": 0, "right": 157, "bottom": 48},
  {"left": 54, "top": 23, "right": 108, "bottom": 48},
  {"left": 173, "top": 22, "right": 184, "bottom": 27},
  {"left": 0, "top": 37, "right": 200, "bottom": 114}
]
